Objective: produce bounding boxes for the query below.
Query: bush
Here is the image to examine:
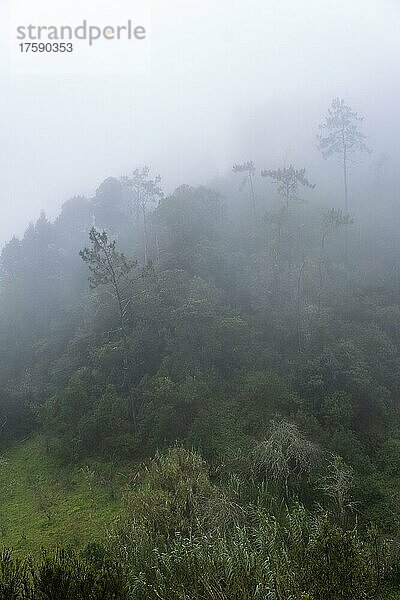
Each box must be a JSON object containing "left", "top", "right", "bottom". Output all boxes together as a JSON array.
[{"left": 0, "top": 548, "right": 128, "bottom": 599}]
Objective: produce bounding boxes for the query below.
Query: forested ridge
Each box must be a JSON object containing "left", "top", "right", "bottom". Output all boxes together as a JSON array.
[{"left": 2, "top": 101, "right": 400, "bottom": 598}]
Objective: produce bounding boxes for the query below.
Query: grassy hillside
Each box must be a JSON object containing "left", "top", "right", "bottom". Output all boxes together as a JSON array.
[{"left": 0, "top": 437, "right": 124, "bottom": 555}]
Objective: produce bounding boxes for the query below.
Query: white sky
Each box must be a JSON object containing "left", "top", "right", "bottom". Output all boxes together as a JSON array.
[{"left": 0, "top": 0, "right": 399, "bottom": 244}]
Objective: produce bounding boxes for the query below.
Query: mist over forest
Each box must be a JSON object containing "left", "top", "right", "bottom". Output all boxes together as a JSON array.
[{"left": 2, "top": 1, "right": 400, "bottom": 598}]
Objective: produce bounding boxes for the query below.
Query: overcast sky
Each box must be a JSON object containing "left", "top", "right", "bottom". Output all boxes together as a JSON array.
[{"left": 0, "top": 0, "right": 399, "bottom": 245}]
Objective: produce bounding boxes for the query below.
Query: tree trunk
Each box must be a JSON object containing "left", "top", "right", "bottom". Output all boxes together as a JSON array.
[
  {"left": 343, "top": 146, "right": 348, "bottom": 214},
  {"left": 297, "top": 260, "right": 306, "bottom": 353},
  {"left": 155, "top": 232, "right": 161, "bottom": 265},
  {"left": 142, "top": 207, "right": 148, "bottom": 264},
  {"left": 343, "top": 143, "right": 349, "bottom": 266},
  {"left": 318, "top": 234, "right": 326, "bottom": 313},
  {"left": 249, "top": 172, "right": 256, "bottom": 225}
]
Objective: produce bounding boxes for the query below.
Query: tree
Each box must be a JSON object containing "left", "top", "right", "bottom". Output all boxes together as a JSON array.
[
  {"left": 317, "top": 98, "right": 370, "bottom": 215},
  {"left": 80, "top": 228, "right": 136, "bottom": 347},
  {"left": 121, "top": 167, "right": 163, "bottom": 264},
  {"left": 80, "top": 228, "right": 138, "bottom": 425},
  {"left": 254, "top": 419, "right": 321, "bottom": 496},
  {"left": 318, "top": 456, "right": 355, "bottom": 525},
  {"left": 261, "top": 165, "right": 314, "bottom": 212},
  {"left": 233, "top": 161, "right": 256, "bottom": 223},
  {"left": 262, "top": 166, "right": 314, "bottom": 292},
  {"left": 153, "top": 185, "right": 223, "bottom": 272},
  {"left": 319, "top": 208, "right": 353, "bottom": 310}
]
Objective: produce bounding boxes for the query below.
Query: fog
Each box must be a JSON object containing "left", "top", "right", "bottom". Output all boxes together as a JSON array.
[
  {"left": 4, "top": 0, "right": 400, "bottom": 579},
  {"left": 1, "top": 0, "right": 399, "bottom": 245}
]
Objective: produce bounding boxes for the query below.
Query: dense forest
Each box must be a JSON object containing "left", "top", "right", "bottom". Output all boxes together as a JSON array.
[{"left": 2, "top": 99, "right": 400, "bottom": 598}]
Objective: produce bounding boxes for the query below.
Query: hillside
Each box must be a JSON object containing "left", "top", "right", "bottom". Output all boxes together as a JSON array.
[
  {"left": 1, "top": 161, "right": 400, "bottom": 597},
  {"left": 0, "top": 437, "right": 123, "bottom": 555}
]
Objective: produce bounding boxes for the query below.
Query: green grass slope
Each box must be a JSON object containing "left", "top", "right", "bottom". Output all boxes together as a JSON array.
[{"left": 0, "top": 437, "right": 124, "bottom": 555}]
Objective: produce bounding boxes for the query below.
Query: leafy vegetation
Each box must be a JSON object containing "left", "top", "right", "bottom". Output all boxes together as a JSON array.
[{"left": 1, "top": 99, "right": 400, "bottom": 596}]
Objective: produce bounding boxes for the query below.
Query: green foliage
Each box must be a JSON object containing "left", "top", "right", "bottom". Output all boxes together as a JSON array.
[
  {"left": 79, "top": 228, "right": 137, "bottom": 292},
  {"left": 108, "top": 450, "right": 389, "bottom": 599},
  {"left": 261, "top": 164, "right": 315, "bottom": 209},
  {"left": 121, "top": 447, "right": 212, "bottom": 538},
  {"left": 39, "top": 380, "right": 135, "bottom": 459},
  {"left": 318, "top": 98, "right": 370, "bottom": 159},
  {"left": 0, "top": 550, "right": 29, "bottom": 599},
  {"left": 304, "top": 525, "right": 374, "bottom": 599},
  {"left": 3, "top": 158, "right": 400, "bottom": 597},
  {"left": 0, "top": 548, "right": 128, "bottom": 599}
]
